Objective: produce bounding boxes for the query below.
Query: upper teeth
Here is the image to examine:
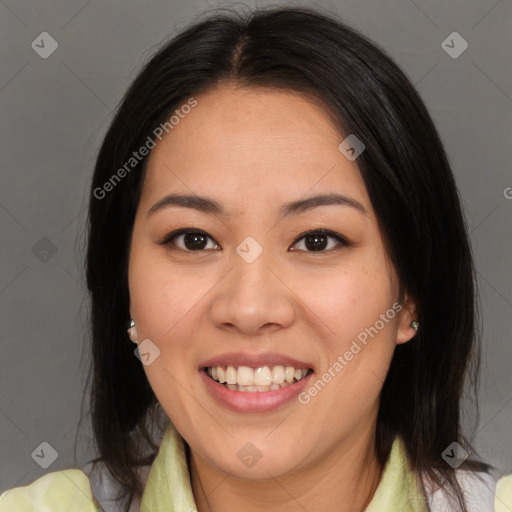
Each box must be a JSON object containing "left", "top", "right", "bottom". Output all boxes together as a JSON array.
[{"left": 207, "top": 365, "right": 310, "bottom": 386}]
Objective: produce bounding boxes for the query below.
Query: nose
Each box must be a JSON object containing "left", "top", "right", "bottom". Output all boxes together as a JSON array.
[{"left": 209, "top": 246, "right": 295, "bottom": 337}]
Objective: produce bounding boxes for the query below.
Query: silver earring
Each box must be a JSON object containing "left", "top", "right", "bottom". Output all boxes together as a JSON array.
[
  {"left": 410, "top": 321, "right": 419, "bottom": 331},
  {"left": 127, "top": 319, "right": 138, "bottom": 344}
]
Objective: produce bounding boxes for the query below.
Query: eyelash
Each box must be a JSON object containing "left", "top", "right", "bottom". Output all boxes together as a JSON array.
[{"left": 157, "top": 228, "right": 349, "bottom": 254}]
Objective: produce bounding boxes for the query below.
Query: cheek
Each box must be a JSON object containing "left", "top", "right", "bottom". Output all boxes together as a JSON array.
[
  {"left": 294, "top": 261, "right": 396, "bottom": 340},
  {"left": 128, "top": 253, "right": 202, "bottom": 414},
  {"left": 128, "top": 250, "right": 218, "bottom": 403},
  {"left": 129, "top": 246, "right": 206, "bottom": 338}
]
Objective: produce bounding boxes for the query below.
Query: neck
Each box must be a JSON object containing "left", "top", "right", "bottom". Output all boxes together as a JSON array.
[{"left": 188, "top": 427, "right": 383, "bottom": 512}]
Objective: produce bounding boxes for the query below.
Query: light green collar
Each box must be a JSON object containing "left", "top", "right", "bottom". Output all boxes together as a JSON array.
[{"left": 140, "top": 422, "right": 429, "bottom": 512}]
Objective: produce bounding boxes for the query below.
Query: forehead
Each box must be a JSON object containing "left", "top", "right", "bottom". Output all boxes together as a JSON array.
[{"left": 141, "top": 85, "right": 371, "bottom": 217}]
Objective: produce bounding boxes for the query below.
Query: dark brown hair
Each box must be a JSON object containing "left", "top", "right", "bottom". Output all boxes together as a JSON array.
[{"left": 82, "top": 6, "right": 491, "bottom": 511}]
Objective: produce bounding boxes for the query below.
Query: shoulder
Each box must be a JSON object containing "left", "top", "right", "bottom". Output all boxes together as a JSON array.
[
  {"left": 495, "top": 474, "right": 512, "bottom": 512},
  {"left": 0, "top": 468, "right": 100, "bottom": 512},
  {"left": 423, "top": 469, "right": 499, "bottom": 512},
  {"left": 80, "top": 459, "right": 152, "bottom": 512},
  {"left": 0, "top": 459, "right": 153, "bottom": 512}
]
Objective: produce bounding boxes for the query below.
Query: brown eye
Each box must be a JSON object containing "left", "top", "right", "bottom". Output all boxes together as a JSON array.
[
  {"left": 290, "top": 230, "right": 348, "bottom": 253},
  {"left": 158, "top": 228, "right": 348, "bottom": 254},
  {"left": 158, "top": 229, "right": 220, "bottom": 252}
]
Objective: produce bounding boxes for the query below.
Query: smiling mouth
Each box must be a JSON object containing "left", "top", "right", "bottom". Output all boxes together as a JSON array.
[{"left": 204, "top": 365, "right": 314, "bottom": 392}]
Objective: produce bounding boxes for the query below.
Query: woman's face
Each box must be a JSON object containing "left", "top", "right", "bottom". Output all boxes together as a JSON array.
[{"left": 128, "top": 85, "right": 417, "bottom": 479}]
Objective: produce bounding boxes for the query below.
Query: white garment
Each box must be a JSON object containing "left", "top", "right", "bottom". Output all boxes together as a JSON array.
[
  {"left": 425, "top": 469, "right": 498, "bottom": 511},
  {"left": 80, "top": 461, "right": 150, "bottom": 512}
]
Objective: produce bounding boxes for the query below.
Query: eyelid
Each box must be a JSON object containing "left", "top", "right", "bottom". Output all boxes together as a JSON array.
[
  {"left": 157, "top": 228, "right": 349, "bottom": 253},
  {"left": 157, "top": 228, "right": 219, "bottom": 249},
  {"left": 289, "top": 229, "right": 349, "bottom": 252}
]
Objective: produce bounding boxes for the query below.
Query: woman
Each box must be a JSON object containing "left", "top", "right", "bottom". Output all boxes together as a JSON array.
[{"left": 1, "top": 6, "right": 510, "bottom": 512}]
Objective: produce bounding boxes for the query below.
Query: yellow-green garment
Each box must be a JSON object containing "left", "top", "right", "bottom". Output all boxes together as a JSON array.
[{"left": 0, "top": 422, "right": 509, "bottom": 511}]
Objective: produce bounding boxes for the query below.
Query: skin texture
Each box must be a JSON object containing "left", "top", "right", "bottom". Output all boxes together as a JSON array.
[{"left": 128, "top": 84, "right": 418, "bottom": 512}]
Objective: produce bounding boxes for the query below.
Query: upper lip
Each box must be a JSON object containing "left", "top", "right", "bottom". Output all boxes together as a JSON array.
[{"left": 199, "top": 352, "right": 314, "bottom": 371}]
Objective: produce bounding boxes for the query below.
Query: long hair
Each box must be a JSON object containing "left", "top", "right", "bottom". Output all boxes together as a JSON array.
[{"left": 83, "top": 6, "right": 491, "bottom": 511}]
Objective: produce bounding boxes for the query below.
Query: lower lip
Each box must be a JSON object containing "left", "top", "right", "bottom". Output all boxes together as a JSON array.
[{"left": 199, "top": 369, "right": 314, "bottom": 413}]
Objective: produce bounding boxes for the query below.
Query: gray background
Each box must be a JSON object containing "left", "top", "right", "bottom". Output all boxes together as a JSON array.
[{"left": 1, "top": 0, "right": 511, "bottom": 493}]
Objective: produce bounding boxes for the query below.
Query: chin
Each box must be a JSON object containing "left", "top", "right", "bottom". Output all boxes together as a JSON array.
[{"left": 214, "top": 455, "right": 297, "bottom": 480}]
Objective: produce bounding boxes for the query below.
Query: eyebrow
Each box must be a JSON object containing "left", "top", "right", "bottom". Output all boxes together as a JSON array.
[{"left": 147, "top": 192, "right": 368, "bottom": 219}]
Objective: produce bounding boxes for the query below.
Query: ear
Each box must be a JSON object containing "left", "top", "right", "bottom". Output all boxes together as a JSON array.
[
  {"left": 396, "top": 294, "right": 419, "bottom": 345},
  {"left": 127, "top": 306, "right": 138, "bottom": 343}
]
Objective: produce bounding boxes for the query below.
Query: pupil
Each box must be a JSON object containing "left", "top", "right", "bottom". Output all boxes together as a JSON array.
[
  {"left": 184, "top": 233, "right": 207, "bottom": 250},
  {"left": 182, "top": 233, "right": 328, "bottom": 251},
  {"left": 306, "top": 234, "right": 327, "bottom": 251}
]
